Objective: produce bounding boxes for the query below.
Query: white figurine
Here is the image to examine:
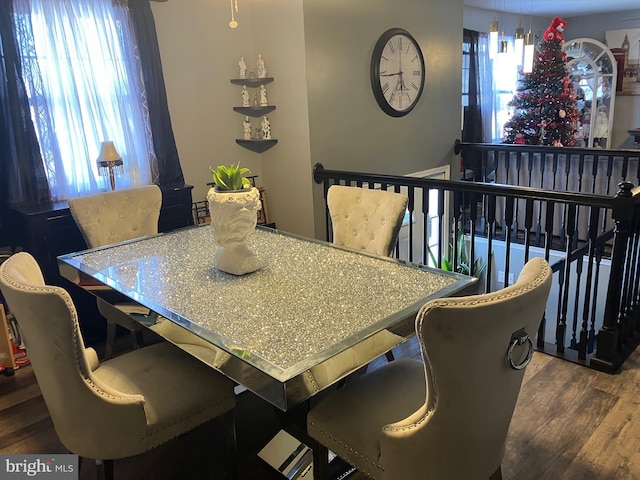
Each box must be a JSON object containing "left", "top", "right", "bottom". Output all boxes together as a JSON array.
[
  {"left": 239, "top": 56, "right": 247, "bottom": 79},
  {"left": 257, "top": 54, "right": 267, "bottom": 79},
  {"left": 259, "top": 85, "right": 268, "bottom": 106},
  {"left": 243, "top": 117, "right": 252, "bottom": 140},
  {"left": 241, "top": 85, "right": 250, "bottom": 107},
  {"left": 261, "top": 116, "right": 271, "bottom": 140}
]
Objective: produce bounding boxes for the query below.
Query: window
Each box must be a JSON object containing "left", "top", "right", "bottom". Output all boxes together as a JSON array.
[
  {"left": 12, "top": 0, "right": 155, "bottom": 200},
  {"left": 490, "top": 38, "right": 519, "bottom": 142},
  {"left": 462, "top": 37, "right": 471, "bottom": 108}
]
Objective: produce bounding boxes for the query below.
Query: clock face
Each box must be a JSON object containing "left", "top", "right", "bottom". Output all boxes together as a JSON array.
[{"left": 371, "top": 28, "right": 425, "bottom": 117}]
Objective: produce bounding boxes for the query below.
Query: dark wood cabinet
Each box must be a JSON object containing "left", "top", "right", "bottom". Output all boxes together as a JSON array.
[{"left": 158, "top": 185, "right": 195, "bottom": 233}]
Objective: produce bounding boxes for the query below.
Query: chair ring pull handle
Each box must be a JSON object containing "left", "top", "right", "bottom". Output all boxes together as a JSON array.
[{"left": 508, "top": 329, "right": 533, "bottom": 370}]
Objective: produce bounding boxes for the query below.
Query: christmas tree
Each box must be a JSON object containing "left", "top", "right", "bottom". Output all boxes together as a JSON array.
[{"left": 502, "top": 20, "right": 579, "bottom": 146}]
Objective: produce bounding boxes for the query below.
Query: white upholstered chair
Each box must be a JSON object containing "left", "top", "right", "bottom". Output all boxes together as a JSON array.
[
  {"left": 68, "top": 185, "right": 162, "bottom": 358},
  {"left": 327, "top": 185, "right": 408, "bottom": 257},
  {"left": 307, "top": 257, "right": 552, "bottom": 480},
  {"left": 299, "top": 185, "right": 408, "bottom": 393},
  {"left": 0, "top": 252, "right": 237, "bottom": 480}
]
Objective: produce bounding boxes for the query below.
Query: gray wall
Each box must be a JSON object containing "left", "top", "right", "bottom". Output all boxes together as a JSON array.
[
  {"left": 303, "top": 0, "right": 463, "bottom": 237},
  {"left": 152, "top": 0, "right": 464, "bottom": 239}
]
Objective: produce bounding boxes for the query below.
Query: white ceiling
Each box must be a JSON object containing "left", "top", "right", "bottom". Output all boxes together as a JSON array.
[{"left": 463, "top": 0, "right": 640, "bottom": 19}]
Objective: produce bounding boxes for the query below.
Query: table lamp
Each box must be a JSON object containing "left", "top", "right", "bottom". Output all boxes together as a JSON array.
[{"left": 96, "top": 141, "right": 124, "bottom": 191}]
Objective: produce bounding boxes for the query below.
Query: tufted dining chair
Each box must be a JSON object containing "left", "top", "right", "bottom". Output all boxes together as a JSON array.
[
  {"left": 327, "top": 185, "right": 408, "bottom": 257},
  {"left": 307, "top": 257, "right": 552, "bottom": 480},
  {"left": 0, "top": 252, "right": 237, "bottom": 480},
  {"left": 68, "top": 185, "right": 162, "bottom": 358}
]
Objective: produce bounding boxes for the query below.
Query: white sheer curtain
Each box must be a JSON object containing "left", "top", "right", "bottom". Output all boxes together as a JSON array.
[{"left": 14, "top": 0, "right": 153, "bottom": 200}]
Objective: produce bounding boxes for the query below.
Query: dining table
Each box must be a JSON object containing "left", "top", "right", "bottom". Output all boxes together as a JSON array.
[{"left": 58, "top": 224, "right": 476, "bottom": 412}]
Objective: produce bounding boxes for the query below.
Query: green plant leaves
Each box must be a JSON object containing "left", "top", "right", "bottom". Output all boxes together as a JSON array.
[
  {"left": 210, "top": 162, "right": 251, "bottom": 191},
  {"left": 426, "top": 227, "right": 487, "bottom": 278}
]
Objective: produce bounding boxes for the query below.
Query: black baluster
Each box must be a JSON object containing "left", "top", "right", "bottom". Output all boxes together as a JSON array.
[
  {"left": 503, "top": 196, "right": 514, "bottom": 288},
  {"left": 560, "top": 154, "right": 571, "bottom": 248},
  {"left": 558, "top": 203, "right": 577, "bottom": 354},
  {"left": 513, "top": 152, "right": 521, "bottom": 237},
  {"left": 406, "top": 186, "right": 415, "bottom": 262},
  {"left": 323, "top": 178, "right": 332, "bottom": 242},
  {"left": 570, "top": 253, "right": 584, "bottom": 350},
  {"left": 589, "top": 244, "right": 604, "bottom": 354},
  {"left": 422, "top": 187, "right": 430, "bottom": 266},
  {"left": 577, "top": 154, "right": 585, "bottom": 192},
  {"left": 536, "top": 153, "right": 547, "bottom": 244},
  {"left": 539, "top": 201, "right": 555, "bottom": 350},
  {"left": 555, "top": 264, "right": 565, "bottom": 352},
  {"left": 621, "top": 155, "right": 629, "bottom": 182},
  {"left": 469, "top": 193, "right": 478, "bottom": 277},
  {"left": 574, "top": 154, "right": 586, "bottom": 249},
  {"left": 603, "top": 156, "right": 615, "bottom": 233},
  {"left": 579, "top": 206, "right": 600, "bottom": 360},
  {"left": 438, "top": 189, "right": 445, "bottom": 269},
  {"left": 524, "top": 198, "right": 534, "bottom": 263},
  {"left": 453, "top": 193, "right": 463, "bottom": 273},
  {"left": 485, "top": 194, "right": 496, "bottom": 294}
]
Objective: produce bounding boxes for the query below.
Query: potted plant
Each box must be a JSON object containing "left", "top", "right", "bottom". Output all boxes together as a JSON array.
[{"left": 207, "top": 163, "right": 262, "bottom": 275}]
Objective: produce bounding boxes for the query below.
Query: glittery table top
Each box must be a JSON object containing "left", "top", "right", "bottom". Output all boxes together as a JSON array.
[{"left": 59, "top": 225, "right": 473, "bottom": 381}]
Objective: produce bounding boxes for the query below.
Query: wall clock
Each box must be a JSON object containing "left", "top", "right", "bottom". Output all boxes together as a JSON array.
[{"left": 370, "top": 28, "right": 425, "bottom": 117}]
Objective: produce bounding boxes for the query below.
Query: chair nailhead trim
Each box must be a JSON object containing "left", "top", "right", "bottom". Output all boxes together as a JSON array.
[{"left": 309, "top": 421, "right": 382, "bottom": 477}]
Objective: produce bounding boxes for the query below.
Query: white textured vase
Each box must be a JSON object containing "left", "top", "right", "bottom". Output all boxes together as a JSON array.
[{"left": 207, "top": 187, "right": 262, "bottom": 275}]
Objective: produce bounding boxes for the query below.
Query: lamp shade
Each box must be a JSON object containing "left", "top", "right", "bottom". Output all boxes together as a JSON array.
[
  {"left": 96, "top": 141, "right": 124, "bottom": 191},
  {"left": 96, "top": 141, "right": 123, "bottom": 167}
]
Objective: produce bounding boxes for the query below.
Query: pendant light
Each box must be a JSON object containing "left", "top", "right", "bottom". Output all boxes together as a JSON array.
[
  {"left": 522, "top": 0, "right": 535, "bottom": 73},
  {"left": 514, "top": 1, "right": 524, "bottom": 66},
  {"left": 489, "top": 1, "right": 499, "bottom": 60},
  {"left": 523, "top": 30, "right": 535, "bottom": 73}
]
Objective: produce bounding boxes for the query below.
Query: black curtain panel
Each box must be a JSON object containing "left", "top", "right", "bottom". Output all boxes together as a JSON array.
[
  {"left": 462, "top": 29, "right": 483, "bottom": 144},
  {"left": 0, "top": 1, "right": 51, "bottom": 247},
  {"left": 462, "top": 29, "right": 485, "bottom": 180},
  {"left": 128, "top": 0, "right": 185, "bottom": 189}
]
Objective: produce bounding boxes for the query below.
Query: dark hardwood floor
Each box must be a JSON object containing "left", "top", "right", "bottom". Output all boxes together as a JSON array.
[{"left": 2, "top": 337, "right": 640, "bottom": 479}]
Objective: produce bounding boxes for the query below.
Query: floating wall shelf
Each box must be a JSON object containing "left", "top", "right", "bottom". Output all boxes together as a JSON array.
[
  {"left": 235, "top": 139, "right": 278, "bottom": 153},
  {"left": 230, "top": 77, "right": 274, "bottom": 87},
  {"left": 233, "top": 106, "right": 276, "bottom": 117},
  {"left": 232, "top": 75, "right": 277, "bottom": 152}
]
